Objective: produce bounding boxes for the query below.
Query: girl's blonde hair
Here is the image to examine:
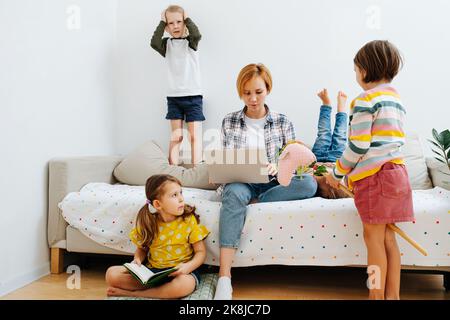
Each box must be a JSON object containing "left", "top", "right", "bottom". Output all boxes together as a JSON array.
[
  {"left": 236, "top": 63, "right": 273, "bottom": 98},
  {"left": 134, "top": 174, "right": 199, "bottom": 248}
]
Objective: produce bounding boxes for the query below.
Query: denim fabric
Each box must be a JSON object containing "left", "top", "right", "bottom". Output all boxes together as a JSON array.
[
  {"left": 311, "top": 105, "right": 348, "bottom": 162},
  {"left": 219, "top": 175, "right": 318, "bottom": 248},
  {"left": 166, "top": 95, "right": 205, "bottom": 122}
]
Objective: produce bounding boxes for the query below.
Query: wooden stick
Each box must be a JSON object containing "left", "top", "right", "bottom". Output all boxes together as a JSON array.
[
  {"left": 387, "top": 224, "right": 428, "bottom": 256},
  {"left": 336, "top": 183, "right": 428, "bottom": 256}
]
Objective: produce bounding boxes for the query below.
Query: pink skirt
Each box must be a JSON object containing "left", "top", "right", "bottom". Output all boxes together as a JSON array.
[{"left": 353, "top": 162, "right": 414, "bottom": 224}]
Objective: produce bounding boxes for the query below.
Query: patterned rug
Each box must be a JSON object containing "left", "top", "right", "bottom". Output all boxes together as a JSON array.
[{"left": 106, "top": 273, "right": 218, "bottom": 300}]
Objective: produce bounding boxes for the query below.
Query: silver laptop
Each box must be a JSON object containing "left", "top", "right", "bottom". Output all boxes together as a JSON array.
[{"left": 205, "top": 149, "right": 270, "bottom": 184}]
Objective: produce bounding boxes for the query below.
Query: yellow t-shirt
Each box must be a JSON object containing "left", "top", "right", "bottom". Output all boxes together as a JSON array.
[{"left": 129, "top": 214, "right": 209, "bottom": 269}]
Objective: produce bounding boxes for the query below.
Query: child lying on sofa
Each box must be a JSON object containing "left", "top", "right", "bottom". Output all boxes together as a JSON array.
[{"left": 277, "top": 89, "right": 351, "bottom": 199}]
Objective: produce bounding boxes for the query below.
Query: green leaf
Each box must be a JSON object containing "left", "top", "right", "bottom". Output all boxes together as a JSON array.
[
  {"left": 432, "top": 128, "right": 442, "bottom": 144},
  {"left": 313, "top": 165, "right": 327, "bottom": 176},
  {"left": 447, "top": 148, "right": 450, "bottom": 158},
  {"left": 441, "top": 129, "right": 450, "bottom": 149},
  {"left": 309, "top": 161, "right": 317, "bottom": 168},
  {"left": 434, "top": 157, "right": 446, "bottom": 164},
  {"left": 428, "top": 139, "right": 442, "bottom": 149},
  {"left": 431, "top": 148, "right": 444, "bottom": 158}
]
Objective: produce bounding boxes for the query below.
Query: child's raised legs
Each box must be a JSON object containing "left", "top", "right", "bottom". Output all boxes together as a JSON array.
[{"left": 312, "top": 89, "right": 348, "bottom": 163}]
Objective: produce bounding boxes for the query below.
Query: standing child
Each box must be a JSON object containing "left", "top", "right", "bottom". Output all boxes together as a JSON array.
[
  {"left": 325, "top": 40, "right": 414, "bottom": 299},
  {"left": 105, "top": 174, "right": 210, "bottom": 299},
  {"left": 151, "top": 5, "right": 204, "bottom": 165}
]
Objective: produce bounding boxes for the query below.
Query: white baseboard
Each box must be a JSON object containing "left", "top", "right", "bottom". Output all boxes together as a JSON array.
[{"left": 0, "top": 263, "right": 50, "bottom": 298}]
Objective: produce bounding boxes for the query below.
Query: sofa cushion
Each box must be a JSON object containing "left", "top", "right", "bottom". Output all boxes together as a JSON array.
[
  {"left": 113, "top": 140, "right": 218, "bottom": 190},
  {"left": 426, "top": 157, "right": 450, "bottom": 190},
  {"left": 402, "top": 133, "right": 433, "bottom": 190}
]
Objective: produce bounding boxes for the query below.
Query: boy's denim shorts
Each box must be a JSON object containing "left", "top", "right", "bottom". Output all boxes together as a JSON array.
[{"left": 166, "top": 95, "right": 205, "bottom": 122}]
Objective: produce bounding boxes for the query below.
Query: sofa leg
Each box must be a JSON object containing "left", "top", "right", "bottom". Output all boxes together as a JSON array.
[
  {"left": 51, "top": 248, "right": 65, "bottom": 274},
  {"left": 444, "top": 272, "right": 449, "bottom": 292}
]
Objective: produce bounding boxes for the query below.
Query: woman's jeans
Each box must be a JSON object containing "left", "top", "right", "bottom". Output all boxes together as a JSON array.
[
  {"left": 219, "top": 175, "right": 318, "bottom": 248},
  {"left": 311, "top": 105, "right": 347, "bottom": 162}
]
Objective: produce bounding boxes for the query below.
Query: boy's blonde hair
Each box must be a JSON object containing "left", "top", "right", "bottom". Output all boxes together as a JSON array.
[
  {"left": 236, "top": 63, "right": 273, "bottom": 98},
  {"left": 166, "top": 4, "right": 184, "bottom": 15}
]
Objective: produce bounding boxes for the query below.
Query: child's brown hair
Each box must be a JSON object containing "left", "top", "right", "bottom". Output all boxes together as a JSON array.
[
  {"left": 354, "top": 40, "right": 403, "bottom": 83},
  {"left": 133, "top": 174, "right": 199, "bottom": 248}
]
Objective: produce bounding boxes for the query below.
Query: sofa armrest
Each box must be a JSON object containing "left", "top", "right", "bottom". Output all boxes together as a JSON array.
[
  {"left": 48, "top": 156, "right": 123, "bottom": 248},
  {"left": 426, "top": 156, "right": 450, "bottom": 190}
]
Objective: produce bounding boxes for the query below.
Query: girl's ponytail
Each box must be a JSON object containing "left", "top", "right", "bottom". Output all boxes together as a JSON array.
[{"left": 134, "top": 203, "right": 158, "bottom": 249}]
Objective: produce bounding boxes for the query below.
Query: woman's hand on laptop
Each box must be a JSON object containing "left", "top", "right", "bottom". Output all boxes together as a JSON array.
[{"left": 267, "top": 163, "right": 278, "bottom": 176}]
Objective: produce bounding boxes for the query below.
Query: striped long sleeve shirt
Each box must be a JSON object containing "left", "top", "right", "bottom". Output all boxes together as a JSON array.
[{"left": 332, "top": 83, "right": 406, "bottom": 189}]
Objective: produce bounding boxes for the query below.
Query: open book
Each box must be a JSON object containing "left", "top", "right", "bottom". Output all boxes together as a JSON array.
[{"left": 123, "top": 262, "right": 177, "bottom": 287}]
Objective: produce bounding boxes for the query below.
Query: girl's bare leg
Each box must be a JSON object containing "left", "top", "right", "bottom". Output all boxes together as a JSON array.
[
  {"left": 384, "top": 226, "right": 401, "bottom": 299},
  {"left": 169, "top": 119, "right": 183, "bottom": 165},
  {"left": 105, "top": 266, "right": 145, "bottom": 291},
  {"left": 107, "top": 274, "right": 196, "bottom": 299},
  {"left": 363, "top": 223, "right": 387, "bottom": 300},
  {"left": 187, "top": 121, "right": 203, "bottom": 165}
]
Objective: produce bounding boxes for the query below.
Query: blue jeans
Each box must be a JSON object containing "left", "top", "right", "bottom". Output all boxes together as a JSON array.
[
  {"left": 311, "top": 105, "right": 347, "bottom": 162},
  {"left": 219, "top": 175, "right": 318, "bottom": 248}
]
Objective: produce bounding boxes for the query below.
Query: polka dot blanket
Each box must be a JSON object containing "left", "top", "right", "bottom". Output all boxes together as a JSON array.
[{"left": 59, "top": 183, "right": 450, "bottom": 267}]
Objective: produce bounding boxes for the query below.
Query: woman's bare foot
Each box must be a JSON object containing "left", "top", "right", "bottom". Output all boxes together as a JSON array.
[
  {"left": 317, "top": 88, "right": 331, "bottom": 106},
  {"left": 107, "top": 286, "right": 134, "bottom": 297},
  {"left": 337, "top": 91, "right": 348, "bottom": 113}
]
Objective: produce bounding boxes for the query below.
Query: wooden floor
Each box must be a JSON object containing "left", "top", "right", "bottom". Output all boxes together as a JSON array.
[{"left": 2, "top": 254, "right": 449, "bottom": 300}]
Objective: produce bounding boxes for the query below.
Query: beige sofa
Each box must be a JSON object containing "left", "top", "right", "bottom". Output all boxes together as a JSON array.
[{"left": 47, "top": 137, "right": 450, "bottom": 291}]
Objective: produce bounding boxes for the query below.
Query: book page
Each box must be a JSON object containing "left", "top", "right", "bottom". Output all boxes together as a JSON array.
[{"left": 125, "top": 263, "right": 154, "bottom": 283}]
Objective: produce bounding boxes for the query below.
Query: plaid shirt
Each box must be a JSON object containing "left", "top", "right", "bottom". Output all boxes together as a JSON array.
[{"left": 221, "top": 105, "right": 296, "bottom": 163}]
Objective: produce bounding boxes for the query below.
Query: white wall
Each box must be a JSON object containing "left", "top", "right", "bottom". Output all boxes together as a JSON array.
[
  {"left": 0, "top": 0, "right": 117, "bottom": 296},
  {"left": 1, "top": 0, "right": 449, "bottom": 297},
  {"left": 113, "top": 0, "right": 450, "bottom": 158}
]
